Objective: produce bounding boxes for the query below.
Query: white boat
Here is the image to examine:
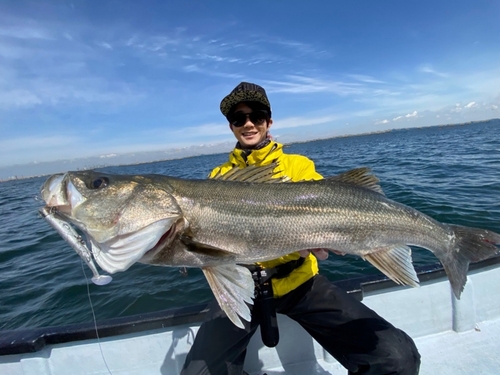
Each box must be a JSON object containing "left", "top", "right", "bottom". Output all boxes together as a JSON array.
[{"left": 2, "top": 256, "right": 500, "bottom": 375}]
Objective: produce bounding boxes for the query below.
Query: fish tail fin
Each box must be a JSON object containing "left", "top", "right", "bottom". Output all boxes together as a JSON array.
[{"left": 441, "top": 224, "right": 500, "bottom": 299}]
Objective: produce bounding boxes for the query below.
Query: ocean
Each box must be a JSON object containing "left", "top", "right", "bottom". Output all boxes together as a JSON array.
[{"left": 1, "top": 120, "right": 499, "bottom": 332}]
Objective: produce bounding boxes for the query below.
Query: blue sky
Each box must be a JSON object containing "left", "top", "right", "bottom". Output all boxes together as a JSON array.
[{"left": 1, "top": 0, "right": 500, "bottom": 169}]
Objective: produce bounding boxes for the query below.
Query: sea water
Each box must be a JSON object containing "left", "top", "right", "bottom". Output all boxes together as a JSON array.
[{"left": 0, "top": 120, "right": 498, "bottom": 331}]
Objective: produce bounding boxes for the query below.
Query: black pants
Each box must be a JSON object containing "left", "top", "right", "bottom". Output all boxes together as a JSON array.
[{"left": 181, "top": 275, "right": 421, "bottom": 375}]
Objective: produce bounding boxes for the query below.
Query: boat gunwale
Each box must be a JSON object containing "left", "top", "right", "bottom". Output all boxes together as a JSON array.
[{"left": 2, "top": 254, "right": 500, "bottom": 356}]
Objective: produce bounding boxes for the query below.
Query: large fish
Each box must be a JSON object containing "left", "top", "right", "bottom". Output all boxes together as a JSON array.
[{"left": 40, "top": 165, "right": 500, "bottom": 328}]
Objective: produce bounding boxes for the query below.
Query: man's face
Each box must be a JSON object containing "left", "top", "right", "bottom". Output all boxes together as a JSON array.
[{"left": 229, "top": 103, "right": 273, "bottom": 149}]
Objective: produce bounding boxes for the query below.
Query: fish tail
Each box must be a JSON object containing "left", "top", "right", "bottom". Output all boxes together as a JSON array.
[{"left": 441, "top": 224, "right": 500, "bottom": 299}]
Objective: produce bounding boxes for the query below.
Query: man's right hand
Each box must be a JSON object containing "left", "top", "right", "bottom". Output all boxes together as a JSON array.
[{"left": 298, "top": 249, "right": 329, "bottom": 260}]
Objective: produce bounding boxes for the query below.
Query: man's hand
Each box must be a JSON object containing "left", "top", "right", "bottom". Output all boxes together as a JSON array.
[
  {"left": 298, "top": 249, "right": 346, "bottom": 260},
  {"left": 298, "top": 249, "right": 329, "bottom": 261}
]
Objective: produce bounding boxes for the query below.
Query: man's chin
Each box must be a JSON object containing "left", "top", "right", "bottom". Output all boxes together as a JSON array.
[{"left": 239, "top": 137, "right": 260, "bottom": 148}]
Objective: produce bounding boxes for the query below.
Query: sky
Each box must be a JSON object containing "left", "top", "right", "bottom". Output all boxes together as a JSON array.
[{"left": 1, "top": 0, "right": 500, "bottom": 173}]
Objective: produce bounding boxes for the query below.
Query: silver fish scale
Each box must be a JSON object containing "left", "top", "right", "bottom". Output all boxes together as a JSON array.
[{"left": 166, "top": 177, "right": 453, "bottom": 262}]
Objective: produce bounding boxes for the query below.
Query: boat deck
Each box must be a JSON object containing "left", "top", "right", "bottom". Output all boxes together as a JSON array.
[
  {"left": 243, "top": 316, "right": 500, "bottom": 375},
  {"left": 417, "top": 318, "right": 500, "bottom": 375}
]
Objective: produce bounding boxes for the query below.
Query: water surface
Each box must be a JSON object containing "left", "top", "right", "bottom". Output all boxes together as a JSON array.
[{"left": 1, "top": 120, "right": 498, "bottom": 331}]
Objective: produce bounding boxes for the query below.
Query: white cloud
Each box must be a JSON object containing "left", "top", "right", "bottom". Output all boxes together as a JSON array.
[
  {"left": 390, "top": 111, "right": 417, "bottom": 122},
  {"left": 265, "top": 76, "right": 364, "bottom": 96},
  {"left": 96, "top": 41, "right": 113, "bottom": 50},
  {"left": 128, "top": 34, "right": 182, "bottom": 52},
  {"left": 272, "top": 115, "right": 337, "bottom": 130},
  {"left": 348, "top": 74, "right": 386, "bottom": 84},
  {"left": 450, "top": 102, "right": 478, "bottom": 114},
  {"left": 0, "top": 89, "right": 43, "bottom": 107},
  {"left": 182, "top": 64, "right": 243, "bottom": 79},
  {"left": 0, "top": 22, "right": 53, "bottom": 40},
  {"left": 375, "top": 119, "right": 389, "bottom": 125},
  {"left": 176, "top": 122, "right": 230, "bottom": 136},
  {"left": 0, "top": 135, "right": 81, "bottom": 154},
  {"left": 418, "top": 64, "right": 449, "bottom": 78},
  {"left": 0, "top": 78, "right": 145, "bottom": 109}
]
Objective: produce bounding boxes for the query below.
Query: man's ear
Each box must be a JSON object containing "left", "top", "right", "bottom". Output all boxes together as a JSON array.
[{"left": 267, "top": 118, "right": 273, "bottom": 129}]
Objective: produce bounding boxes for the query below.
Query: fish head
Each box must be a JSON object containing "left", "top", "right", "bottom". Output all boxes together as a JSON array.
[{"left": 41, "top": 171, "right": 184, "bottom": 273}]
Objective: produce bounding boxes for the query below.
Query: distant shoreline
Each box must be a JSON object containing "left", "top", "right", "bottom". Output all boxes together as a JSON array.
[
  {"left": 285, "top": 118, "right": 497, "bottom": 146},
  {"left": 1, "top": 118, "right": 498, "bottom": 182}
]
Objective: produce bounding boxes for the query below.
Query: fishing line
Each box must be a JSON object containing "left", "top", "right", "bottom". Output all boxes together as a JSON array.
[{"left": 81, "top": 260, "right": 114, "bottom": 375}]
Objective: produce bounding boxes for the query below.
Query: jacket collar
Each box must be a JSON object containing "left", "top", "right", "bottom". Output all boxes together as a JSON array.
[{"left": 229, "top": 141, "right": 283, "bottom": 167}]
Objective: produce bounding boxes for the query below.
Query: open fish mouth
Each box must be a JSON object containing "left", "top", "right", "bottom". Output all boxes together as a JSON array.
[{"left": 41, "top": 174, "right": 73, "bottom": 212}]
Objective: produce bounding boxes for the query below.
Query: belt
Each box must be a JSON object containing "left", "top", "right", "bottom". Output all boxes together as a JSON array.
[
  {"left": 272, "top": 256, "right": 306, "bottom": 279},
  {"left": 244, "top": 256, "right": 306, "bottom": 284}
]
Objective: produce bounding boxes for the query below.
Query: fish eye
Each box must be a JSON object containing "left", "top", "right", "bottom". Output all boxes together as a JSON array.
[{"left": 91, "top": 177, "right": 109, "bottom": 189}]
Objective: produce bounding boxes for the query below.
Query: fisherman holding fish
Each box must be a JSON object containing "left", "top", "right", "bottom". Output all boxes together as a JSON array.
[
  {"left": 41, "top": 81, "right": 500, "bottom": 373},
  {"left": 181, "top": 82, "right": 421, "bottom": 375}
]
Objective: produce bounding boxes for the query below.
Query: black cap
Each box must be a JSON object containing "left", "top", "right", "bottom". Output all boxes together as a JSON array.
[{"left": 220, "top": 82, "right": 272, "bottom": 118}]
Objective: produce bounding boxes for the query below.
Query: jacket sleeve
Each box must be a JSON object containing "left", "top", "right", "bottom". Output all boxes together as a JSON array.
[{"left": 286, "top": 155, "right": 323, "bottom": 182}]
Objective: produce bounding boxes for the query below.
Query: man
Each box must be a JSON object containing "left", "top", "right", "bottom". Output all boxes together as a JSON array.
[{"left": 181, "top": 82, "right": 420, "bottom": 375}]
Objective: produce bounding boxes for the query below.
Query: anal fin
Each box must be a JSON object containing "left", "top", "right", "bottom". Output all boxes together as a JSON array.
[{"left": 363, "top": 246, "right": 420, "bottom": 288}]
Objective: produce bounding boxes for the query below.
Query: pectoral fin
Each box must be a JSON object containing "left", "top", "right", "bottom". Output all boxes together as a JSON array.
[
  {"left": 363, "top": 246, "right": 420, "bottom": 287},
  {"left": 202, "top": 265, "right": 255, "bottom": 329},
  {"left": 180, "top": 235, "right": 237, "bottom": 261}
]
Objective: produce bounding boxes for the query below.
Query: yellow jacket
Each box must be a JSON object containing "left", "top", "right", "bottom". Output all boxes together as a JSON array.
[{"left": 209, "top": 141, "right": 323, "bottom": 297}]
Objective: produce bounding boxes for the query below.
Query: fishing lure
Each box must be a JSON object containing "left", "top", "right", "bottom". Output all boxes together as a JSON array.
[{"left": 39, "top": 207, "right": 112, "bottom": 286}]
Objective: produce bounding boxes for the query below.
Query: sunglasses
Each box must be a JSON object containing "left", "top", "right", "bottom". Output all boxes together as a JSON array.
[{"left": 229, "top": 110, "right": 269, "bottom": 127}]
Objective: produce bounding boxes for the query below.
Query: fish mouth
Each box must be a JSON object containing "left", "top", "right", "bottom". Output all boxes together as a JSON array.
[{"left": 41, "top": 173, "right": 83, "bottom": 215}]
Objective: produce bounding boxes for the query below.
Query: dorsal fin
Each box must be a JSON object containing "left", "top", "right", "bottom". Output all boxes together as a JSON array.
[
  {"left": 211, "top": 162, "right": 291, "bottom": 183},
  {"left": 327, "top": 167, "right": 385, "bottom": 195}
]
